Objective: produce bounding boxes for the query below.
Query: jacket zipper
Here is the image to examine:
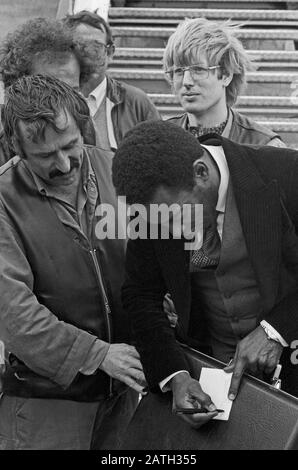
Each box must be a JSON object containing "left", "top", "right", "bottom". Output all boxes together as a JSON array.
[{"left": 90, "top": 248, "right": 113, "bottom": 397}]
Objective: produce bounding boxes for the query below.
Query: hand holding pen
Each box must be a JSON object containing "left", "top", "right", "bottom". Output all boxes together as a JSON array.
[{"left": 170, "top": 372, "right": 219, "bottom": 429}]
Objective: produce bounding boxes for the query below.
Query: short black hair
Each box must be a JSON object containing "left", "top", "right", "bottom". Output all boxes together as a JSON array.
[
  {"left": 112, "top": 120, "right": 204, "bottom": 205},
  {"left": 63, "top": 10, "right": 114, "bottom": 46}
]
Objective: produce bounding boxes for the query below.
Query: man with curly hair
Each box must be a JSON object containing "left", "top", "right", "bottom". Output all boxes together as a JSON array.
[
  {"left": 0, "top": 17, "right": 84, "bottom": 165},
  {"left": 63, "top": 10, "right": 160, "bottom": 151},
  {"left": 163, "top": 18, "right": 285, "bottom": 147}
]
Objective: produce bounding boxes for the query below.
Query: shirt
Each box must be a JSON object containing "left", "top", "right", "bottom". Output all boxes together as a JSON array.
[{"left": 87, "top": 76, "right": 118, "bottom": 150}]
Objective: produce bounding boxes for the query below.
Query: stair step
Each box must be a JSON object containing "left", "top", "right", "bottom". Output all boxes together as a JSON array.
[
  {"left": 127, "top": 0, "right": 298, "bottom": 8},
  {"left": 157, "top": 105, "right": 297, "bottom": 117},
  {"left": 112, "top": 26, "right": 298, "bottom": 40},
  {"left": 114, "top": 48, "right": 298, "bottom": 62},
  {"left": 112, "top": 26, "right": 297, "bottom": 49},
  {"left": 149, "top": 94, "right": 298, "bottom": 107},
  {"left": 151, "top": 95, "right": 298, "bottom": 118},
  {"left": 127, "top": 0, "right": 298, "bottom": 3},
  {"left": 111, "top": 58, "right": 298, "bottom": 72},
  {"left": 108, "top": 69, "right": 298, "bottom": 96},
  {"left": 158, "top": 107, "right": 298, "bottom": 120},
  {"left": 109, "top": 69, "right": 298, "bottom": 82},
  {"left": 110, "top": 7, "right": 298, "bottom": 21},
  {"left": 110, "top": 18, "right": 298, "bottom": 28}
]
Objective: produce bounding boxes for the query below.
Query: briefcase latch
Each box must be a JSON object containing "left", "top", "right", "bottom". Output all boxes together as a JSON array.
[{"left": 271, "top": 363, "right": 282, "bottom": 390}]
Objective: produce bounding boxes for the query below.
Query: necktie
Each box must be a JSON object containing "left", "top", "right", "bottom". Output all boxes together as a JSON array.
[{"left": 190, "top": 212, "right": 221, "bottom": 269}]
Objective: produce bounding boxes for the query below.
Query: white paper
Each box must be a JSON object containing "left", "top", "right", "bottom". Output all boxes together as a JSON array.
[{"left": 200, "top": 368, "right": 233, "bottom": 421}]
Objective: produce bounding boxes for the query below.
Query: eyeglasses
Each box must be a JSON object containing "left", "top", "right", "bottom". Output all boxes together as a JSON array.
[
  {"left": 75, "top": 39, "right": 113, "bottom": 56},
  {"left": 165, "top": 64, "right": 221, "bottom": 82}
]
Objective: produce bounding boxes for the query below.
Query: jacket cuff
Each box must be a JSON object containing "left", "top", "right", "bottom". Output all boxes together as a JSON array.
[{"left": 53, "top": 331, "right": 98, "bottom": 388}]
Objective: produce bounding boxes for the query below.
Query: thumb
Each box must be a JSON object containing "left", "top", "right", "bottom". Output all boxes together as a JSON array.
[{"left": 224, "top": 357, "right": 235, "bottom": 373}]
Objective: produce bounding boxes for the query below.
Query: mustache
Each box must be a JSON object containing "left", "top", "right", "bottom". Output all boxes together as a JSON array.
[{"left": 49, "top": 160, "right": 80, "bottom": 179}]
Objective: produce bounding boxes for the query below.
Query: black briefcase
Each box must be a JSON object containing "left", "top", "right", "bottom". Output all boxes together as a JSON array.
[{"left": 121, "top": 345, "right": 298, "bottom": 450}]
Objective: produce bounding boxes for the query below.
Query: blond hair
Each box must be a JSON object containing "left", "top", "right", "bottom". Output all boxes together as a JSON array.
[{"left": 163, "top": 18, "right": 253, "bottom": 106}]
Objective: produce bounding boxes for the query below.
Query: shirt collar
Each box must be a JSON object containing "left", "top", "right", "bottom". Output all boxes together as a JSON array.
[
  {"left": 88, "top": 77, "right": 107, "bottom": 115},
  {"left": 187, "top": 110, "right": 230, "bottom": 137},
  {"left": 200, "top": 144, "right": 230, "bottom": 213}
]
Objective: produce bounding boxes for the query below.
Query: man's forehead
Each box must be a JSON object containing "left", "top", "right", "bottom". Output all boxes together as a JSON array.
[
  {"left": 74, "top": 22, "right": 106, "bottom": 41},
  {"left": 30, "top": 54, "right": 81, "bottom": 89},
  {"left": 18, "top": 110, "right": 78, "bottom": 145}
]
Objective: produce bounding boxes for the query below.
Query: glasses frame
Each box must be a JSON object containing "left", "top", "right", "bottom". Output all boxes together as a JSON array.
[
  {"left": 165, "top": 64, "right": 221, "bottom": 83},
  {"left": 75, "top": 39, "right": 114, "bottom": 56}
]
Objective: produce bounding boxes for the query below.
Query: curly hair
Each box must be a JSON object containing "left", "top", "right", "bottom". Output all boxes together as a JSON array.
[
  {"left": 63, "top": 10, "right": 114, "bottom": 46},
  {"left": 112, "top": 120, "right": 204, "bottom": 205},
  {"left": 2, "top": 75, "right": 90, "bottom": 147},
  {"left": 163, "top": 18, "right": 253, "bottom": 106},
  {"left": 0, "top": 17, "right": 80, "bottom": 88}
]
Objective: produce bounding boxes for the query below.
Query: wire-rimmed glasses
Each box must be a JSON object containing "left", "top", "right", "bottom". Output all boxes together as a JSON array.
[{"left": 165, "top": 64, "right": 221, "bottom": 83}]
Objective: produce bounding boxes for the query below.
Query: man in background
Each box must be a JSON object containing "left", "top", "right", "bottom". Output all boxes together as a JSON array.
[
  {"left": 63, "top": 10, "right": 160, "bottom": 151},
  {"left": 0, "top": 75, "right": 145, "bottom": 449},
  {"left": 0, "top": 17, "right": 85, "bottom": 165}
]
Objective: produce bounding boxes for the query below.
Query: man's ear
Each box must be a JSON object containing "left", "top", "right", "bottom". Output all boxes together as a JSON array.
[
  {"left": 107, "top": 43, "right": 115, "bottom": 61},
  {"left": 193, "top": 161, "right": 209, "bottom": 182},
  {"left": 221, "top": 69, "right": 233, "bottom": 88}
]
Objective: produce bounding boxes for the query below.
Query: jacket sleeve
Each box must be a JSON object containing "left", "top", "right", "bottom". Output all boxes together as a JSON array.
[
  {"left": 122, "top": 238, "right": 190, "bottom": 390},
  {"left": 142, "top": 95, "right": 161, "bottom": 121},
  {"left": 132, "top": 87, "right": 160, "bottom": 122},
  {"left": 0, "top": 200, "right": 99, "bottom": 388},
  {"left": 263, "top": 158, "right": 298, "bottom": 343}
]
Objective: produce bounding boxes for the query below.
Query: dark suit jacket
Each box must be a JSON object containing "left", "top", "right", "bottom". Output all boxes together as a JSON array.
[{"left": 122, "top": 136, "right": 298, "bottom": 395}]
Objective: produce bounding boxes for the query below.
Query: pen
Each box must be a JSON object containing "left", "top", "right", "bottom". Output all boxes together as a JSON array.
[{"left": 174, "top": 407, "right": 224, "bottom": 415}]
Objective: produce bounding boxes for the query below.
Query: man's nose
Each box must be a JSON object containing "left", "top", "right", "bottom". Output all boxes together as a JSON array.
[
  {"left": 182, "top": 69, "right": 194, "bottom": 87},
  {"left": 56, "top": 151, "right": 71, "bottom": 173}
]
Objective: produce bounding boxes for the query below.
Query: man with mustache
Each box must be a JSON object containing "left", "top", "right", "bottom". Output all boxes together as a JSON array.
[{"left": 0, "top": 75, "right": 146, "bottom": 449}]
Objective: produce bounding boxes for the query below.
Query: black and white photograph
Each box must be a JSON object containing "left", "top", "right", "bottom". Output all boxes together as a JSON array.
[{"left": 0, "top": 0, "right": 298, "bottom": 455}]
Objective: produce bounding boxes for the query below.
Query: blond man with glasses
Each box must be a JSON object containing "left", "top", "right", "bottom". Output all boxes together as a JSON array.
[{"left": 164, "top": 18, "right": 285, "bottom": 147}]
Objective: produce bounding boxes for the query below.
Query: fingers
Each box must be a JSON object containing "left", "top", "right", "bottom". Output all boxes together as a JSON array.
[
  {"left": 228, "top": 356, "right": 246, "bottom": 400},
  {"left": 121, "top": 373, "right": 148, "bottom": 394},
  {"left": 188, "top": 382, "right": 215, "bottom": 411},
  {"left": 100, "top": 343, "right": 146, "bottom": 391},
  {"left": 118, "top": 366, "right": 147, "bottom": 393}
]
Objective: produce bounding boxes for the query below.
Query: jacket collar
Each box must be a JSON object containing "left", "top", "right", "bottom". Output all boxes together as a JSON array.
[{"left": 106, "top": 75, "right": 124, "bottom": 106}]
